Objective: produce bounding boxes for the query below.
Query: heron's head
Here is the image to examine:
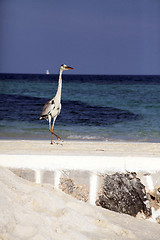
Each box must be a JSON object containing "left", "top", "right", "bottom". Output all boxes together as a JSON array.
[{"left": 61, "top": 64, "right": 74, "bottom": 71}]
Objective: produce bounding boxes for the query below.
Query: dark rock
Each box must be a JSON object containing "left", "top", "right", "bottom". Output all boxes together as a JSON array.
[{"left": 96, "top": 172, "right": 151, "bottom": 217}]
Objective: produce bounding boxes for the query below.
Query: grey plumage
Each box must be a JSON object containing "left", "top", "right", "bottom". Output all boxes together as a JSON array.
[{"left": 40, "top": 99, "right": 59, "bottom": 120}]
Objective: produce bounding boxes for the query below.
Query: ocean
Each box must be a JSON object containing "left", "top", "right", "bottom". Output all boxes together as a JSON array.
[{"left": 0, "top": 74, "right": 160, "bottom": 142}]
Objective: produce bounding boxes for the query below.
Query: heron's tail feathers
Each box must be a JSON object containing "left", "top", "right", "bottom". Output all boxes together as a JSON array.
[{"left": 40, "top": 114, "right": 48, "bottom": 120}]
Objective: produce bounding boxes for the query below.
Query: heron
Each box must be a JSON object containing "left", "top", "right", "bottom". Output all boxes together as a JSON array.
[{"left": 40, "top": 64, "right": 74, "bottom": 144}]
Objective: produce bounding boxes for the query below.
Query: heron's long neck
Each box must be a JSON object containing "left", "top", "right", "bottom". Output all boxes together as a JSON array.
[{"left": 55, "top": 69, "right": 63, "bottom": 102}]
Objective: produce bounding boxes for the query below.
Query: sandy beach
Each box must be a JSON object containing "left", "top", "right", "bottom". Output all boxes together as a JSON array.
[{"left": 0, "top": 139, "right": 160, "bottom": 156}]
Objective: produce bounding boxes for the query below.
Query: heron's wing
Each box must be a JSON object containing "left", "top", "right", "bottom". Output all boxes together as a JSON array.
[{"left": 40, "top": 98, "right": 55, "bottom": 118}]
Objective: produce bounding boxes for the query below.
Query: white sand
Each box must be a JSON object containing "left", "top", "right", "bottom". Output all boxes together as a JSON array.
[
  {"left": 0, "top": 140, "right": 160, "bottom": 156},
  {"left": 0, "top": 166, "right": 160, "bottom": 240}
]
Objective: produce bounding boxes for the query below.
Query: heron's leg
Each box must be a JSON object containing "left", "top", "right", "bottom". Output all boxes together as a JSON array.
[
  {"left": 51, "top": 117, "right": 62, "bottom": 141},
  {"left": 48, "top": 116, "right": 62, "bottom": 142},
  {"left": 48, "top": 115, "right": 54, "bottom": 144},
  {"left": 51, "top": 117, "right": 56, "bottom": 132}
]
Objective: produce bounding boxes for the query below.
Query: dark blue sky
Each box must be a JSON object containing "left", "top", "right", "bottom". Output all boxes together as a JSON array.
[{"left": 1, "top": 0, "right": 160, "bottom": 74}]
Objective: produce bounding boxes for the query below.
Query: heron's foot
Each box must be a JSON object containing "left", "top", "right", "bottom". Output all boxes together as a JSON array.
[
  {"left": 49, "top": 130, "right": 63, "bottom": 145},
  {"left": 54, "top": 136, "right": 63, "bottom": 145},
  {"left": 50, "top": 139, "right": 63, "bottom": 145},
  {"left": 53, "top": 140, "right": 63, "bottom": 146}
]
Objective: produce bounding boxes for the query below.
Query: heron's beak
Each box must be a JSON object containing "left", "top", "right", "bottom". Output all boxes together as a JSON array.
[{"left": 66, "top": 66, "right": 74, "bottom": 70}]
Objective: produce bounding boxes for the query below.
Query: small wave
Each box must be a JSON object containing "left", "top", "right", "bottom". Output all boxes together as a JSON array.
[{"left": 67, "top": 134, "right": 106, "bottom": 141}]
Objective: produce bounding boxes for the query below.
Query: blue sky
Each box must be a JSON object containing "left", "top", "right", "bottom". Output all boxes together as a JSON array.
[{"left": 0, "top": 0, "right": 160, "bottom": 74}]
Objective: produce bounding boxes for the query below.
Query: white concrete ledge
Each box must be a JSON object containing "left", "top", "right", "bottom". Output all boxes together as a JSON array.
[
  {"left": 0, "top": 154, "right": 160, "bottom": 172},
  {"left": 0, "top": 154, "right": 160, "bottom": 206}
]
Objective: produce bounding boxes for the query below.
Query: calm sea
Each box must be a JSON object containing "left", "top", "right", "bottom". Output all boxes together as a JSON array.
[{"left": 0, "top": 74, "right": 160, "bottom": 142}]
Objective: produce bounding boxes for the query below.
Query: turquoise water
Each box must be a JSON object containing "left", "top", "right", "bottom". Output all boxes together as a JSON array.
[{"left": 0, "top": 74, "right": 160, "bottom": 142}]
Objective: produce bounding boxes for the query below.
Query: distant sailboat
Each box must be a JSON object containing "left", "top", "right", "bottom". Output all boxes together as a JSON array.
[{"left": 46, "top": 69, "right": 50, "bottom": 75}]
